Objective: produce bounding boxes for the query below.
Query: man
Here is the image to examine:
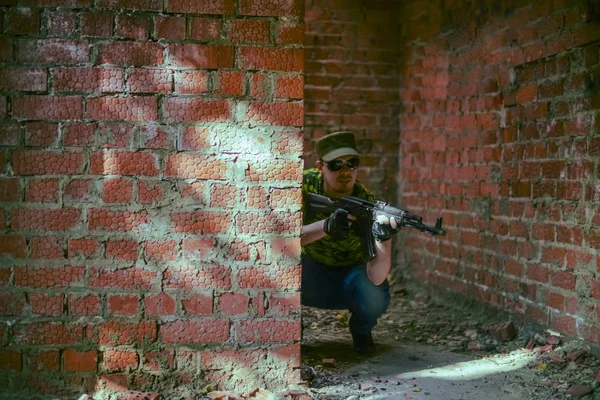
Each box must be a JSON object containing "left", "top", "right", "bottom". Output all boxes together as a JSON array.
[{"left": 301, "top": 131, "right": 398, "bottom": 355}]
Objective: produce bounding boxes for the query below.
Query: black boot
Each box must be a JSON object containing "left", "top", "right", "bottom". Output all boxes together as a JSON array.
[{"left": 352, "top": 331, "right": 376, "bottom": 355}]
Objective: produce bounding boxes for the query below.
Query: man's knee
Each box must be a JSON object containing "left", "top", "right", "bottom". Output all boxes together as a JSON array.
[{"left": 345, "top": 268, "right": 390, "bottom": 315}]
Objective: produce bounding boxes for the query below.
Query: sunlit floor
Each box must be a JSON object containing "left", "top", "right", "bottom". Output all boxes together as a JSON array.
[{"left": 303, "top": 341, "right": 546, "bottom": 400}]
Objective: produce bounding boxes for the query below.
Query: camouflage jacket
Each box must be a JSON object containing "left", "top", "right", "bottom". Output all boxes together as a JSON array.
[{"left": 301, "top": 168, "right": 376, "bottom": 267}]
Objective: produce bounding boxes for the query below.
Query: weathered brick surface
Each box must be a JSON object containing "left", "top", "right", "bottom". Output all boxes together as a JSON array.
[
  {"left": 392, "top": 0, "right": 600, "bottom": 345},
  {"left": 0, "top": 1, "right": 302, "bottom": 396}
]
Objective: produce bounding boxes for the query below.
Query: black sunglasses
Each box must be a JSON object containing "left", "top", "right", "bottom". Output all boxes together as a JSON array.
[{"left": 322, "top": 157, "right": 360, "bottom": 172}]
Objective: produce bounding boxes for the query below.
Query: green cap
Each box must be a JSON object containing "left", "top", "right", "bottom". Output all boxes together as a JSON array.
[{"left": 316, "top": 131, "right": 359, "bottom": 162}]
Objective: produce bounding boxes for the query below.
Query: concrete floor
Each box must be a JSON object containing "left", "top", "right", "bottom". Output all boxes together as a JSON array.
[{"left": 302, "top": 339, "right": 545, "bottom": 400}]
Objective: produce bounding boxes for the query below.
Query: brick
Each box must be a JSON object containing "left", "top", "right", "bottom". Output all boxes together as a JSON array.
[
  {"left": 0, "top": 292, "right": 26, "bottom": 316},
  {"left": 138, "top": 180, "right": 164, "bottom": 204},
  {"left": 95, "top": 320, "right": 156, "bottom": 346},
  {"left": 0, "top": 123, "right": 21, "bottom": 146},
  {"left": 18, "top": 39, "right": 89, "bottom": 64},
  {"left": 0, "top": 39, "right": 13, "bottom": 63},
  {"left": 52, "top": 67, "right": 124, "bottom": 93},
  {"left": 252, "top": 292, "right": 265, "bottom": 316},
  {"left": 210, "top": 184, "right": 241, "bottom": 208},
  {"left": 68, "top": 293, "right": 101, "bottom": 316},
  {"left": 145, "top": 240, "right": 177, "bottom": 261},
  {"left": 12, "top": 208, "right": 80, "bottom": 232},
  {"left": 103, "top": 350, "right": 138, "bottom": 373},
  {"left": 116, "top": 14, "right": 149, "bottom": 40},
  {"left": 167, "top": 0, "right": 234, "bottom": 14},
  {"left": 218, "top": 293, "right": 249, "bottom": 315},
  {"left": 182, "top": 238, "right": 215, "bottom": 260},
  {"left": 270, "top": 343, "right": 300, "bottom": 367},
  {"left": 0, "top": 68, "right": 46, "bottom": 91},
  {"left": 145, "top": 292, "right": 177, "bottom": 316},
  {"left": 11, "top": 134, "right": 60, "bottom": 163},
  {"left": 246, "top": 101, "right": 304, "bottom": 126},
  {"left": 95, "top": 121, "right": 134, "bottom": 148},
  {"left": 29, "top": 293, "right": 63, "bottom": 316},
  {"left": 68, "top": 238, "right": 100, "bottom": 259},
  {"left": 64, "top": 179, "right": 92, "bottom": 203},
  {"left": 30, "top": 236, "right": 63, "bottom": 259},
  {"left": 0, "top": 350, "right": 22, "bottom": 372},
  {"left": 234, "top": 319, "right": 299, "bottom": 343},
  {"left": 96, "top": 0, "right": 161, "bottom": 10},
  {"left": 14, "top": 265, "right": 84, "bottom": 288},
  {"left": 164, "top": 97, "right": 231, "bottom": 122},
  {"left": 88, "top": 208, "right": 150, "bottom": 232},
  {"left": 45, "top": 11, "right": 77, "bottom": 37},
  {"left": 189, "top": 17, "right": 222, "bottom": 40},
  {"left": 106, "top": 239, "right": 138, "bottom": 261},
  {"left": 551, "top": 270, "right": 576, "bottom": 291},
  {"left": 228, "top": 19, "right": 270, "bottom": 43},
  {"left": 488, "top": 321, "right": 517, "bottom": 342},
  {"left": 142, "top": 350, "right": 174, "bottom": 371},
  {"left": 139, "top": 124, "right": 174, "bottom": 149},
  {"left": 247, "top": 186, "right": 268, "bottom": 209},
  {"left": 87, "top": 96, "right": 158, "bottom": 121},
  {"left": 6, "top": 8, "right": 40, "bottom": 35},
  {"left": 269, "top": 238, "right": 301, "bottom": 261},
  {"left": 269, "top": 293, "right": 301, "bottom": 317},
  {"left": 182, "top": 292, "right": 213, "bottom": 315},
  {"left": 27, "top": 350, "right": 60, "bottom": 372},
  {"left": 97, "top": 41, "right": 164, "bottom": 66},
  {"left": 90, "top": 150, "right": 159, "bottom": 176},
  {"left": 0, "top": 235, "right": 25, "bottom": 258},
  {"left": 276, "top": 21, "right": 303, "bottom": 45},
  {"left": 129, "top": 69, "right": 172, "bottom": 93},
  {"left": 270, "top": 187, "right": 301, "bottom": 210},
  {"left": 64, "top": 350, "right": 97, "bottom": 372},
  {"left": 214, "top": 71, "right": 245, "bottom": 95},
  {"left": 174, "top": 70, "right": 209, "bottom": 94},
  {"left": 274, "top": 75, "right": 303, "bottom": 99},
  {"left": 236, "top": 264, "right": 301, "bottom": 289},
  {"left": 179, "top": 181, "right": 207, "bottom": 203},
  {"left": 0, "top": 178, "right": 20, "bottom": 202},
  {"left": 13, "top": 96, "right": 83, "bottom": 120},
  {"left": 103, "top": 178, "right": 133, "bottom": 204},
  {"left": 154, "top": 16, "right": 185, "bottom": 40},
  {"left": 250, "top": 72, "right": 271, "bottom": 98},
  {"left": 168, "top": 44, "right": 233, "bottom": 68},
  {"left": 246, "top": 159, "right": 302, "bottom": 183},
  {"left": 108, "top": 294, "right": 140, "bottom": 317},
  {"left": 239, "top": 47, "right": 303, "bottom": 71},
  {"left": 89, "top": 266, "right": 157, "bottom": 290},
  {"left": 160, "top": 319, "right": 230, "bottom": 344},
  {"left": 14, "top": 322, "right": 82, "bottom": 345},
  {"left": 170, "top": 210, "right": 231, "bottom": 234},
  {"left": 165, "top": 153, "right": 229, "bottom": 179},
  {"left": 25, "top": 122, "right": 59, "bottom": 147},
  {"left": 163, "top": 265, "right": 231, "bottom": 290},
  {"left": 236, "top": 211, "right": 301, "bottom": 234},
  {"left": 21, "top": 0, "right": 90, "bottom": 6},
  {"left": 80, "top": 12, "right": 113, "bottom": 37},
  {"left": 240, "top": 0, "right": 303, "bottom": 16},
  {"left": 63, "top": 123, "right": 96, "bottom": 147},
  {"left": 25, "top": 178, "right": 59, "bottom": 203}
]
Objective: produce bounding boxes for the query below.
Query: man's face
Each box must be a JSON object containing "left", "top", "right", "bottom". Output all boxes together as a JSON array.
[{"left": 317, "top": 155, "right": 360, "bottom": 198}]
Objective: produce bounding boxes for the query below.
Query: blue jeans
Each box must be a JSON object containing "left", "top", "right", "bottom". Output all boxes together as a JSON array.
[{"left": 301, "top": 254, "right": 390, "bottom": 335}]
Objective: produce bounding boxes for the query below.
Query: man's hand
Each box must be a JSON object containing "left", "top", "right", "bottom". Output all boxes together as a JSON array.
[
  {"left": 372, "top": 213, "right": 401, "bottom": 242},
  {"left": 324, "top": 208, "right": 352, "bottom": 238}
]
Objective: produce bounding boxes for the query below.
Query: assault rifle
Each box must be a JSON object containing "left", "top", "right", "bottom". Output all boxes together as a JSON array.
[{"left": 307, "top": 193, "right": 446, "bottom": 262}]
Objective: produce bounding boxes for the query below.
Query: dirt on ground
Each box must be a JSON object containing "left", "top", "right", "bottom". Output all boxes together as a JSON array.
[{"left": 297, "top": 281, "right": 600, "bottom": 400}]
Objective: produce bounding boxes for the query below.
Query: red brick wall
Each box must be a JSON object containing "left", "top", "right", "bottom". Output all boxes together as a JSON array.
[
  {"left": 398, "top": 0, "right": 600, "bottom": 342},
  {"left": 0, "top": 0, "right": 303, "bottom": 396},
  {"left": 304, "top": 0, "right": 401, "bottom": 198}
]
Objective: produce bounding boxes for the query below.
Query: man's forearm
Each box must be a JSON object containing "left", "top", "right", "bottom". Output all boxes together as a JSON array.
[
  {"left": 366, "top": 239, "right": 392, "bottom": 285},
  {"left": 301, "top": 220, "right": 327, "bottom": 246}
]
